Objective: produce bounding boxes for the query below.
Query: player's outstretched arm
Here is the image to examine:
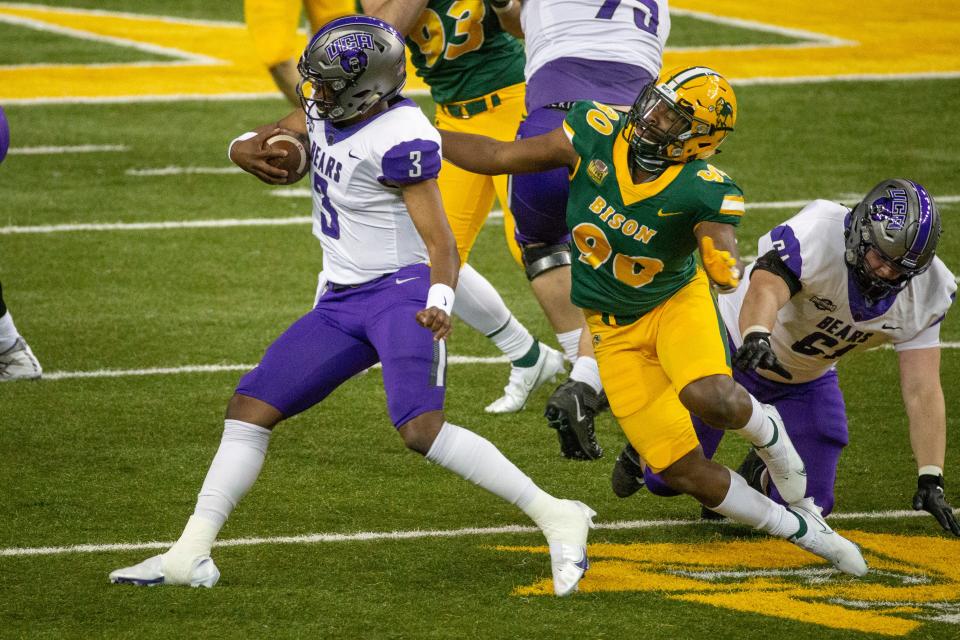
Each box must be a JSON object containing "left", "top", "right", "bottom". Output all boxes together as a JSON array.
[
  {"left": 229, "top": 109, "right": 308, "bottom": 184},
  {"left": 403, "top": 178, "right": 459, "bottom": 341},
  {"left": 439, "top": 127, "right": 578, "bottom": 177},
  {"left": 359, "top": 0, "right": 430, "bottom": 37},
  {"left": 898, "top": 347, "right": 959, "bottom": 535},
  {"left": 731, "top": 265, "right": 794, "bottom": 379},
  {"left": 694, "top": 222, "right": 742, "bottom": 291},
  {"left": 490, "top": 0, "right": 523, "bottom": 38}
]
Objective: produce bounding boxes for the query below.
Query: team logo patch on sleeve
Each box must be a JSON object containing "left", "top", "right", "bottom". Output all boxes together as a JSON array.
[{"left": 587, "top": 159, "right": 609, "bottom": 185}]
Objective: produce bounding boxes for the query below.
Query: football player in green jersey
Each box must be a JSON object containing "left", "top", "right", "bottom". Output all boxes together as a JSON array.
[
  {"left": 357, "top": 1, "right": 568, "bottom": 414},
  {"left": 439, "top": 66, "right": 869, "bottom": 576}
]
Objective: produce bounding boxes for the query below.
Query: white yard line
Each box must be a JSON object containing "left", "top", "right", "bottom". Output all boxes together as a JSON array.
[
  {"left": 32, "top": 343, "right": 960, "bottom": 382},
  {"left": 668, "top": 8, "right": 853, "bottom": 46},
  {"left": 41, "top": 355, "right": 510, "bottom": 381},
  {"left": 6, "top": 195, "right": 955, "bottom": 236},
  {"left": 8, "top": 144, "right": 128, "bottom": 154},
  {"left": 0, "top": 12, "right": 220, "bottom": 65},
  {"left": 125, "top": 166, "right": 244, "bottom": 176},
  {"left": 0, "top": 508, "right": 950, "bottom": 558}
]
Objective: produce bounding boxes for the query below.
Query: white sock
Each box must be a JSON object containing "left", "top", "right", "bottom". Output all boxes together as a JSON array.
[
  {"left": 556, "top": 328, "right": 582, "bottom": 363},
  {"left": 711, "top": 468, "right": 799, "bottom": 538},
  {"left": 178, "top": 419, "right": 272, "bottom": 555},
  {"left": 569, "top": 356, "right": 603, "bottom": 394},
  {"left": 0, "top": 312, "right": 18, "bottom": 353},
  {"left": 490, "top": 316, "right": 538, "bottom": 364},
  {"left": 425, "top": 422, "right": 544, "bottom": 510},
  {"left": 733, "top": 395, "right": 774, "bottom": 447}
]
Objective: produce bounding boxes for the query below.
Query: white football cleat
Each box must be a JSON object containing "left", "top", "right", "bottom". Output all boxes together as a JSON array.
[
  {"left": 0, "top": 337, "right": 42, "bottom": 381},
  {"left": 752, "top": 404, "right": 807, "bottom": 504},
  {"left": 485, "top": 345, "right": 565, "bottom": 414},
  {"left": 109, "top": 553, "right": 220, "bottom": 588},
  {"left": 539, "top": 499, "right": 596, "bottom": 596},
  {"left": 788, "top": 498, "right": 868, "bottom": 577}
]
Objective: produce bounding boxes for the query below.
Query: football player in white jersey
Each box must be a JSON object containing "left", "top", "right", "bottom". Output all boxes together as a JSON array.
[
  {"left": 0, "top": 108, "right": 42, "bottom": 381},
  {"left": 491, "top": 0, "right": 670, "bottom": 461},
  {"left": 109, "top": 16, "right": 595, "bottom": 595},
  {"left": 615, "top": 178, "right": 960, "bottom": 536}
]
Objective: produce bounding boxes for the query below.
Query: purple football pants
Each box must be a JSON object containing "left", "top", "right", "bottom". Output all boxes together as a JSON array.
[
  {"left": 236, "top": 263, "right": 446, "bottom": 427},
  {"left": 643, "top": 366, "right": 849, "bottom": 515},
  {"left": 510, "top": 107, "right": 572, "bottom": 247}
]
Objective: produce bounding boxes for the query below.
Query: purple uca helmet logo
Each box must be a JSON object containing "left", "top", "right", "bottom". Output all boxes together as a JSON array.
[
  {"left": 869, "top": 187, "right": 908, "bottom": 231},
  {"left": 325, "top": 32, "right": 374, "bottom": 74}
]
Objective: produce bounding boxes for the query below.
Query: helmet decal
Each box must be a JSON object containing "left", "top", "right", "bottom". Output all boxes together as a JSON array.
[{"left": 325, "top": 33, "right": 374, "bottom": 74}]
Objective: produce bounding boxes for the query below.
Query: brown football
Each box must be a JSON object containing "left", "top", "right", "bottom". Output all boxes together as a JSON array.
[{"left": 265, "top": 133, "right": 309, "bottom": 184}]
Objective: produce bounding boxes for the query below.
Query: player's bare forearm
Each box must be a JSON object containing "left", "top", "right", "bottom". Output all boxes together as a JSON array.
[
  {"left": 402, "top": 179, "right": 460, "bottom": 288},
  {"left": 229, "top": 109, "right": 308, "bottom": 184},
  {"left": 899, "top": 348, "right": 947, "bottom": 469},
  {"left": 359, "top": 0, "right": 430, "bottom": 37},
  {"left": 439, "top": 127, "right": 576, "bottom": 176},
  {"left": 491, "top": 0, "right": 523, "bottom": 38},
  {"left": 738, "top": 269, "right": 791, "bottom": 335}
]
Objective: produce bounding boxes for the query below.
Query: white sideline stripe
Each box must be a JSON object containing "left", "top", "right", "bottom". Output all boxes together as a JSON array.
[
  {"left": 2, "top": 195, "right": 958, "bottom": 235},
  {"left": 33, "top": 343, "right": 960, "bottom": 381},
  {"left": 669, "top": 7, "right": 853, "bottom": 46},
  {"left": 41, "top": 355, "right": 510, "bottom": 381},
  {"left": 1, "top": 508, "right": 952, "bottom": 558},
  {"left": 125, "top": 166, "right": 244, "bottom": 176},
  {"left": 0, "top": 216, "right": 312, "bottom": 234},
  {"left": 2, "top": 90, "right": 431, "bottom": 106},
  {"left": 0, "top": 12, "right": 219, "bottom": 65},
  {"left": 9, "top": 144, "right": 128, "bottom": 155}
]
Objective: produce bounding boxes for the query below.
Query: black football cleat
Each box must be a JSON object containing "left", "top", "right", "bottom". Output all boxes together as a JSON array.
[
  {"left": 611, "top": 443, "right": 645, "bottom": 498},
  {"left": 545, "top": 379, "right": 604, "bottom": 460}
]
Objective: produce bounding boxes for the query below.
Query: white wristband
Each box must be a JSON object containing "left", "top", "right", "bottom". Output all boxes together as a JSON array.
[
  {"left": 919, "top": 465, "right": 943, "bottom": 477},
  {"left": 742, "top": 324, "right": 771, "bottom": 337},
  {"left": 426, "top": 283, "right": 455, "bottom": 315},
  {"left": 228, "top": 131, "right": 258, "bottom": 162}
]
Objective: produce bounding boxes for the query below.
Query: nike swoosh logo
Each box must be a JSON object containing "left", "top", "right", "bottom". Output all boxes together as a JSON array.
[
  {"left": 395, "top": 277, "right": 420, "bottom": 284},
  {"left": 882, "top": 324, "right": 902, "bottom": 330},
  {"left": 574, "top": 549, "right": 590, "bottom": 571},
  {"left": 573, "top": 396, "right": 587, "bottom": 422},
  {"left": 657, "top": 208, "right": 685, "bottom": 217},
  {"left": 348, "top": 150, "right": 361, "bottom": 160}
]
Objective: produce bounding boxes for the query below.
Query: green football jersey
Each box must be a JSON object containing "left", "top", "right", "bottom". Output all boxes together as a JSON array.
[
  {"left": 562, "top": 101, "right": 745, "bottom": 321},
  {"left": 406, "top": 0, "right": 525, "bottom": 104}
]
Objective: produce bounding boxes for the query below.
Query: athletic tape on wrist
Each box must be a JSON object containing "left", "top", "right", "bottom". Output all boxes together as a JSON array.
[
  {"left": 228, "top": 131, "right": 258, "bottom": 162},
  {"left": 918, "top": 465, "right": 943, "bottom": 478},
  {"left": 742, "top": 325, "right": 771, "bottom": 338},
  {"left": 426, "top": 283, "right": 455, "bottom": 315}
]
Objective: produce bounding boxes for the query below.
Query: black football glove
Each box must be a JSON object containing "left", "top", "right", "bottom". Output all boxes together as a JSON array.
[
  {"left": 732, "top": 331, "right": 793, "bottom": 380},
  {"left": 912, "top": 474, "right": 960, "bottom": 536}
]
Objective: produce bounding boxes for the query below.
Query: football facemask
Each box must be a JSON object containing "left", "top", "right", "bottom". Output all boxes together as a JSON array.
[
  {"left": 844, "top": 178, "right": 941, "bottom": 304},
  {"left": 297, "top": 15, "right": 407, "bottom": 122},
  {"left": 624, "top": 66, "right": 736, "bottom": 173}
]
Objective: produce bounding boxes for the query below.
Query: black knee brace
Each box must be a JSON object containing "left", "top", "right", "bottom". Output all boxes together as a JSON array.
[{"left": 521, "top": 243, "right": 571, "bottom": 281}]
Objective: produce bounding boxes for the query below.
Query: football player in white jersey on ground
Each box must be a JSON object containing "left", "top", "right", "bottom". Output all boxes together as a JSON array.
[
  {"left": 0, "top": 108, "right": 42, "bottom": 381},
  {"left": 615, "top": 178, "right": 960, "bottom": 536},
  {"left": 490, "top": 0, "right": 670, "bottom": 461},
  {"left": 109, "top": 16, "right": 595, "bottom": 595}
]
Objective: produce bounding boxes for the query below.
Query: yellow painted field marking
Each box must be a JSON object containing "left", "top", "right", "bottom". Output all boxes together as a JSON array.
[
  {"left": 500, "top": 532, "right": 960, "bottom": 635},
  {"left": 667, "top": 0, "right": 960, "bottom": 80},
  {"left": 0, "top": 2, "right": 957, "bottom": 103},
  {"left": 0, "top": 2, "right": 427, "bottom": 102}
]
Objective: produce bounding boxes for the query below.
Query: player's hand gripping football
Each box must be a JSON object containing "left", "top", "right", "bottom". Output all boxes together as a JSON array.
[
  {"left": 912, "top": 473, "right": 960, "bottom": 536},
  {"left": 733, "top": 331, "right": 793, "bottom": 380},
  {"left": 417, "top": 307, "right": 452, "bottom": 341},
  {"left": 701, "top": 236, "right": 740, "bottom": 292},
  {"left": 230, "top": 127, "right": 293, "bottom": 185}
]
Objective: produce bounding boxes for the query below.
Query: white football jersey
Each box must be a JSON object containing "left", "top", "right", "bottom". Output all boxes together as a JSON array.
[
  {"left": 521, "top": 0, "right": 670, "bottom": 80},
  {"left": 719, "top": 200, "right": 956, "bottom": 383},
  {"left": 305, "top": 99, "right": 441, "bottom": 285}
]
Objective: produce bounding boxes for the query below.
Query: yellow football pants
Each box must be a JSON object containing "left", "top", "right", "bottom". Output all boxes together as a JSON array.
[
  {"left": 434, "top": 83, "right": 525, "bottom": 266},
  {"left": 587, "top": 271, "right": 732, "bottom": 473},
  {"left": 245, "top": 0, "right": 354, "bottom": 68}
]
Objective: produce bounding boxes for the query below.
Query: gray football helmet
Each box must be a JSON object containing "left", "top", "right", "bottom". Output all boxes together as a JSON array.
[
  {"left": 844, "top": 178, "right": 941, "bottom": 303},
  {"left": 297, "top": 15, "right": 406, "bottom": 122}
]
